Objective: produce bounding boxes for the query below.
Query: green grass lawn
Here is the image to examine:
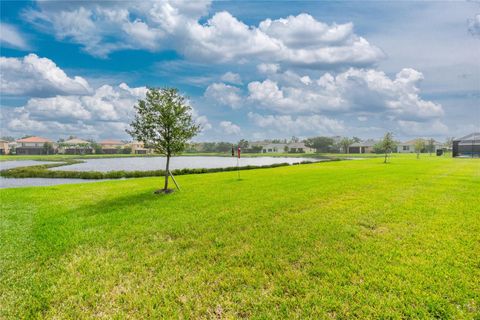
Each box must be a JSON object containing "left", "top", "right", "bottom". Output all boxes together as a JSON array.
[{"left": 1, "top": 155, "right": 479, "bottom": 318}]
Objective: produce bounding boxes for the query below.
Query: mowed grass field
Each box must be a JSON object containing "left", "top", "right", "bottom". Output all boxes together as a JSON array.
[{"left": 1, "top": 155, "right": 479, "bottom": 319}]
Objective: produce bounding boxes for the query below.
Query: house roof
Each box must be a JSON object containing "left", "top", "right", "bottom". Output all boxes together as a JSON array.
[
  {"left": 16, "top": 136, "right": 52, "bottom": 143},
  {"left": 454, "top": 132, "right": 480, "bottom": 142},
  {"left": 99, "top": 139, "right": 124, "bottom": 146},
  {"left": 64, "top": 138, "right": 90, "bottom": 145}
]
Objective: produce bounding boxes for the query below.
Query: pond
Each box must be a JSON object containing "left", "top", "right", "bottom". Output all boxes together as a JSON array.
[
  {"left": 50, "top": 156, "right": 317, "bottom": 172},
  {"left": 0, "top": 160, "right": 54, "bottom": 170},
  {"left": 0, "top": 177, "right": 110, "bottom": 189}
]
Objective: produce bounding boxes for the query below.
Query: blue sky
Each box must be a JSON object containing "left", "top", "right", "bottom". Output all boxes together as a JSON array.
[{"left": 1, "top": 0, "right": 479, "bottom": 142}]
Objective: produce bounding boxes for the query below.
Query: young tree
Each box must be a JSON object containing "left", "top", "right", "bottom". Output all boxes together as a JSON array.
[
  {"left": 339, "top": 137, "right": 354, "bottom": 154},
  {"left": 127, "top": 88, "right": 201, "bottom": 193},
  {"left": 43, "top": 142, "right": 54, "bottom": 155},
  {"left": 352, "top": 136, "right": 361, "bottom": 143},
  {"left": 414, "top": 139, "right": 426, "bottom": 159},
  {"left": 304, "top": 136, "right": 335, "bottom": 153},
  {"left": 216, "top": 142, "right": 232, "bottom": 153},
  {"left": 379, "top": 132, "right": 396, "bottom": 163},
  {"left": 427, "top": 138, "right": 435, "bottom": 156},
  {"left": 237, "top": 139, "right": 249, "bottom": 150},
  {"left": 201, "top": 142, "right": 216, "bottom": 153},
  {"left": 290, "top": 136, "right": 300, "bottom": 143},
  {"left": 444, "top": 137, "right": 454, "bottom": 156},
  {"left": 89, "top": 140, "right": 103, "bottom": 154}
]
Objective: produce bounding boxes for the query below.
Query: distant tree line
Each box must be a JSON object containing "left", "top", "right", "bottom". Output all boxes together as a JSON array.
[
  {"left": 187, "top": 140, "right": 262, "bottom": 153},
  {"left": 304, "top": 136, "right": 362, "bottom": 153}
]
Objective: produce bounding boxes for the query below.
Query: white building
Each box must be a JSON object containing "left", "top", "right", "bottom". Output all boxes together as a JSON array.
[
  {"left": 261, "top": 142, "right": 314, "bottom": 153},
  {"left": 286, "top": 142, "right": 315, "bottom": 153},
  {"left": 262, "top": 143, "right": 287, "bottom": 153},
  {"left": 397, "top": 138, "right": 443, "bottom": 153}
]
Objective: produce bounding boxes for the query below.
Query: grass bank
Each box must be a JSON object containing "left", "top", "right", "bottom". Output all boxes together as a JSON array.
[{"left": 1, "top": 156, "right": 478, "bottom": 318}]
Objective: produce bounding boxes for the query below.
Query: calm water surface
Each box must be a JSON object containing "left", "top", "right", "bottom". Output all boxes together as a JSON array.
[
  {"left": 0, "top": 160, "right": 55, "bottom": 170},
  {"left": 51, "top": 156, "right": 316, "bottom": 172},
  {"left": 0, "top": 177, "right": 109, "bottom": 189},
  {"left": 0, "top": 160, "right": 104, "bottom": 188}
]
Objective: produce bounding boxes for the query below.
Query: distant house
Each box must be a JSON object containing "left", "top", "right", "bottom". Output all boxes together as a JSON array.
[
  {"left": 127, "top": 141, "right": 152, "bottom": 154},
  {"left": 453, "top": 133, "right": 480, "bottom": 157},
  {"left": 348, "top": 140, "right": 377, "bottom": 154},
  {"left": 0, "top": 140, "right": 10, "bottom": 155},
  {"left": 397, "top": 138, "right": 443, "bottom": 153},
  {"left": 15, "top": 136, "right": 55, "bottom": 155},
  {"left": 59, "top": 138, "right": 94, "bottom": 155},
  {"left": 261, "top": 142, "right": 314, "bottom": 153},
  {"left": 286, "top": 142, "right": 314, "bottom": 153},
  {"left": 99, "top": 139, "right": 125, "bottom": 154},
  {"left": 7, "top": 141, "right": 17, "bottom": 154},
  {"left": 262, "top": 143, "right": 287, "bottom": 153}
]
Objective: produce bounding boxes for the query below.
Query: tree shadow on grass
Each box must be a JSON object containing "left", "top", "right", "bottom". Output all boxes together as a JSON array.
[{"left": 74, "top": 188, "right": 178, "bottom": 218}]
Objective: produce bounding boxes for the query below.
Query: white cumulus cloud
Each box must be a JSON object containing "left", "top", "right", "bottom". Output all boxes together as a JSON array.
[
  {"left": 219, "top": 120, "right": 241, "bottom": 135},
  {"left": 24, "top": 1, "right": 384, "bottom": 67},
  {"left": 1, "top": 54, "right": 91, "bottom": 96},
  {"left": 4, "top": 83, "right": 145, "bottom": 136},
  {"left": 247, "top": 68, "right": 444, "bottom": 121},
  {"left": 204, "top": 83, "right": 243, "bottom": 109},
  {"left": 3, "top": 81, "right": 209, "bottom": 139},
  {"left": 257, "top": 63, "right": 280, "bottom": 74},
  {"left": 220, "top": 72, "right": 242, "bottom": 85}
]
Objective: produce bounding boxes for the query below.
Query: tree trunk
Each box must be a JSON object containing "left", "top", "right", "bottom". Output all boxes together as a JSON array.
[
  {"left": 164, "top": 154, "right": 170, "bottom": 190},
  {"left": 384, "top": 153, "right": 387, "bottom": 163}
]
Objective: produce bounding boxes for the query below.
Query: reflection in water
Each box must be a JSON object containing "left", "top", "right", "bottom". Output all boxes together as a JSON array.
[
  {"left": 0, "top": 177, "right": 111, "bottom": 189},
  {"left": 0, "top": 160, "right": 55, "bottom": 170}
]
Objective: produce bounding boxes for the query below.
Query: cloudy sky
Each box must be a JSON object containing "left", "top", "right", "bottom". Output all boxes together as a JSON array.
[{"left": 1, "top": 0, "right": 479, "bottom": 142}]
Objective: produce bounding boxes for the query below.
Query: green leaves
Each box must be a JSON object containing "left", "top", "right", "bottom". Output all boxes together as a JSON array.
[
  {"left": 304, "top": 136, "right": 335, "bottom": 153},
  {"left": 379, "top": 132, "right": 396, "bottom": 163},
  {"left": 127, "top": 88, "right": 201, "bottom": 157}
]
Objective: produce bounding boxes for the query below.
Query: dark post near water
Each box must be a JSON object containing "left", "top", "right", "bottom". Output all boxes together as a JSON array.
[
  {"left": 232, "top": 145, "right": 241, "bottom": 179},
  {"left": 237, "top": 146, "right": 241, "bottom": 179}
]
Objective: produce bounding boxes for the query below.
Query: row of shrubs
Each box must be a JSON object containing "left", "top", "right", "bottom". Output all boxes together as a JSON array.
[{"left": 0, "top": 159, "right": 339, "bottom": 180}]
